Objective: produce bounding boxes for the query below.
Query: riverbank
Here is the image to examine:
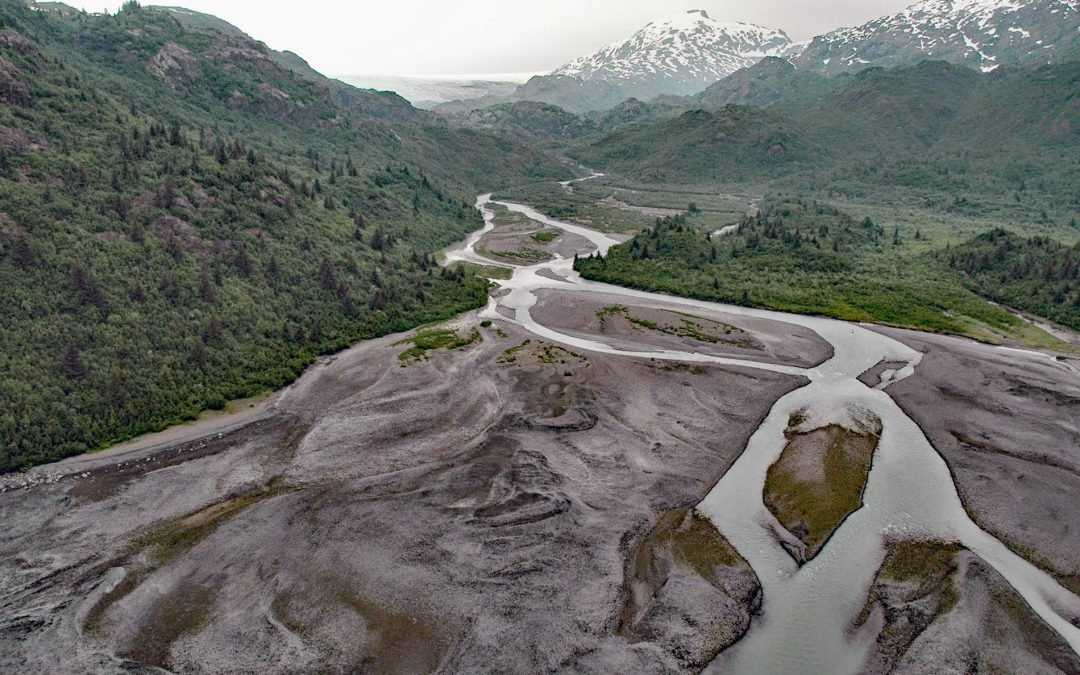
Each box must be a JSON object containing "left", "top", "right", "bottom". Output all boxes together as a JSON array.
[{"left": 3, "top": 183, "right": 1078, "bottom": 673}]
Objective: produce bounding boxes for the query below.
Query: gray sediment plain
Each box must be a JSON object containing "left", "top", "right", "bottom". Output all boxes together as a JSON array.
[
  {"left": 3, "top": 292, "right": 1080, "bottom": 672},
  {"left": 476, "top": 213, "right": 593, "bottom": 264},
  {"left": 872, "top": 327, "right": 1080, "bottom": 596},
  {"left": 0, "top": 315, "right": 807, "bottom": 673},
  {"left": 859, "top": 539, "right": 1080, "bottom": 673},
  {"left": 531, "top": 290, "right": 834, "bottom": 369}
]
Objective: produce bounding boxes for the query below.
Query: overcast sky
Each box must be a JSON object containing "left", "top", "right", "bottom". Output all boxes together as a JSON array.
[{"left": 73, "top": 1, "right": 916, "bottom": 77}]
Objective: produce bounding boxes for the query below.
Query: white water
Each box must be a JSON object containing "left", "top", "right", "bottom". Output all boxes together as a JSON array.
[
  {"left": 456, "top": 189, "right": 1080, "bottom": 671},
  {"left": 711, "top": 223, "right": 740, "bottom": 238},
  {"left": 559, "top": 172, "right": 604, "bottom": 189}
]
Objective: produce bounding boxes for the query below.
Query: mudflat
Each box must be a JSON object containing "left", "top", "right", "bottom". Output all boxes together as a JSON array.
[
  {"left": 0, "top": 314, "right": 804, "bottom": 673},
  {"left": 531, "top": 289, "right": 834, "bottom": 368}
]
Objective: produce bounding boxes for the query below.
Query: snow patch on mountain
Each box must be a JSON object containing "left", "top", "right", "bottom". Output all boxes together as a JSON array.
[
  {"left": 551, "top": 9, "right": 792, "bottom": 97},
  {"left": 794, "top": 0, "right": 1080, "bottom": 75}
]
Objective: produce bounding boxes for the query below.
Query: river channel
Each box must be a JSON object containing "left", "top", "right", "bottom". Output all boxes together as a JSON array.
[{"left": 448, "top": 189, "right": 1080, "bottom": 673}]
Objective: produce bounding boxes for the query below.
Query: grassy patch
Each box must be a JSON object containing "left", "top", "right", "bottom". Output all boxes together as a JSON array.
[
  {"left": 498, "top": 339, "right": 531, "bottom": 364},
  {"left": 531, "top": 230, "right": 558, "bottom": 243},
  {"left": 476, "top": 244, "right": 551, "bottom": 263},
  {"left": 855, "top": 537, "right": 963, "bottom": 637},
  {"left": 489, "top": 202, "right": 543, "bottom": 229},
  {"left": 450, "top": 261, "right": 513, "bottom": 281},
  {"left": 536, "top": 343, "right": 588, "bottom": 364},
  {"left": 670, "top": 510, "right": 747, "bottom": 583},
  {"left": 397, "top": 328, "right": 481, "bottom": 362},
  {"left": 763, "top": 411, "right": 881, "bottom": 562}
]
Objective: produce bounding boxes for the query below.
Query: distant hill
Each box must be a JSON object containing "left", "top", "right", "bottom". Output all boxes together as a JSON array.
[
  {"left": 689, "top": 57, "right": 834, "bottom": 109},
  {"left": 452, "top": 101, "right": 597, "bottom": 144},
  {"left": 578, "top": 106, "right": 815, "bottom": 184},
  {"left": 570, "top": 59, "right": 1080, "bottom": 198}
]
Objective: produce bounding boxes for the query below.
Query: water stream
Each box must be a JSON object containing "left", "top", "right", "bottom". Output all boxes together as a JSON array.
[{"left": 456, "top": 189, "right": 1080, "bottom": 671}]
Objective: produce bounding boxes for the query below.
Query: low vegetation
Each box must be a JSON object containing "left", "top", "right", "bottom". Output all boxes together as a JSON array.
[
  {"left": 763, "top": 410, "right": 881, "bottom": 563},
  {"left": 595, "top": 305, "right": 745, "bottom": 344},
  {"left": 397, "top": 327, "right": 482, "bottom": 362}
]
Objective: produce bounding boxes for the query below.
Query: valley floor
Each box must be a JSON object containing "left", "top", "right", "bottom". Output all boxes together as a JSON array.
[{"left": 2, "top": 188, "right": 1078, "bottom": 673}]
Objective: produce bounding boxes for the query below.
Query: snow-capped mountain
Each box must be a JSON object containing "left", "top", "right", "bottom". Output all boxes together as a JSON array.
[
  {"left": 551, "top": 9, "right": 792, "bottom": 99},
  {"left": 792, "top": 0, "right": 1080, "bottom": 75}
]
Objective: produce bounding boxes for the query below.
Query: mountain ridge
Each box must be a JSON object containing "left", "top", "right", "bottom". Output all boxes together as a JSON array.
[
  {"left": 444, "top": 0, "right": 1080, "bottom": 113},
  {"left": 794, "top": 0, "right": 1080, "bottom": 74},
  {"left": 551, "top": 9, "right": 791, "bottom": 96}
]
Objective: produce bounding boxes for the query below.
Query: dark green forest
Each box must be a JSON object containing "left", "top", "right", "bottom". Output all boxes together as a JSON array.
[
  {"left": 943, "top": 229, "right": 1080, "bottom": 330},
  {"left": 574, "top": 200, "right": 1030, "bottom": 335},
  {"left": 0, "top": 1, "right": 567, "bottom": 471},
  {"left": 3, "top": 0, "right": 1079, "bottom": 473}
]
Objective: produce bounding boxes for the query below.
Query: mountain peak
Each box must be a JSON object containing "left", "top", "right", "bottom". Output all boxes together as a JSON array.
[{"left": 550, "top": 10, "right": 791, "bottom": 99}]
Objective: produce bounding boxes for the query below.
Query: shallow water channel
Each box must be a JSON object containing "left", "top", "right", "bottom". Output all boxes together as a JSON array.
[{"left": 449, "top": 190, "right": 1080, "bottom": 673}]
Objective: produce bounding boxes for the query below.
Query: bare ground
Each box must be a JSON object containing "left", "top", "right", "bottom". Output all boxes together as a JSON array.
[
  {"left": 858, "top": 538, "right": 1080, "bottom": 674},
  {"left": 0, "top": 315, "right": 805, "bottom": 673},
  {"left": 871, "top": 326, "right": 1080, "bottom": 596},
  {"left": 476, "top": 210, "right": 592, "bottom": 264},
  {"left": 531, "top": 290, "right": 833, "bottom": 369}
]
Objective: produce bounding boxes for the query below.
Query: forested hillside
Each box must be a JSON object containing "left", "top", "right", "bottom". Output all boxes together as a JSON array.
[
  {"left": 570, "top": 60, "right": 1080, "bottom": 217},
  {"left": 0, "top": 1, "right": 568, "bottom": 471},
  {"left": 574, "top": 199, "right": 1025, "bottom": 334},
  {"left": 944, "top": 229, "right": 1080, "bottom": 330}
]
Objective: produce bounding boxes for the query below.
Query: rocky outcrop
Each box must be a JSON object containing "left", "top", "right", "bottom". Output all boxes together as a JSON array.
[
  {"left": 0, "top": 57, "right": 30, "bottom": 107},
  {"left": 147, "top": 42, "right": 202, "bottom": 89}
]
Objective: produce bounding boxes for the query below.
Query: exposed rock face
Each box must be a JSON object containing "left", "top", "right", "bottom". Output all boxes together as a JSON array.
[
  {"left": 147, "top": 41, "right": 201, "bottom": 89},
  {"left": 0, "top": 126, "right": 47, "bottom": 151},
  {"left": 0, "top": 56, "right": 30, "bottom": 107},
  {"left": 0, "top": 28, "right": 38, "bottom": 58}
]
